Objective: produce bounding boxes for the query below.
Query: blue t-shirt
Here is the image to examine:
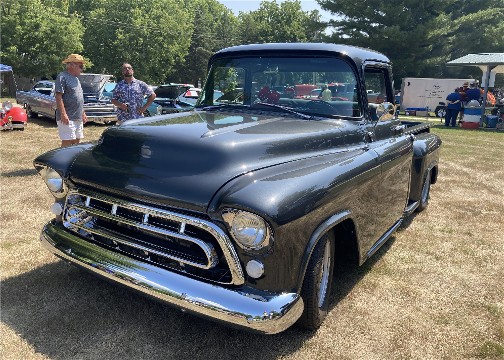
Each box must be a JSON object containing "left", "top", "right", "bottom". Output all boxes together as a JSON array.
[
  {"left": 465, "top": 88, "right": 481, "bottom": 102},
  {"left": 446, "top": 92, "right": 461, "bottom": 110},
  {"left": 55, "top": 71, "right": 84, "bottom": 121}
]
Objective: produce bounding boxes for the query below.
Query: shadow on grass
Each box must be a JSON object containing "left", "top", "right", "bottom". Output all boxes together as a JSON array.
[
  {"left": 429, "top": 123, "right": 503, "bottom": 132},
  {"left": 27, "top": 116, "right": 111, "bottom": 129},
  {"left": 27, "top": 115, "right": 56, "bottom": 128},
  {"left": 2, "top": 237, "right": 396, "bottom": 359},
  {"left": 329, "top": 235, "right": 395, "bottom": 312},
  {"left": 2, "top": 260, "right": 307, "bottom": 360},
  {"left": 1, "top": 168, "right": 38, "bottom": 177}
]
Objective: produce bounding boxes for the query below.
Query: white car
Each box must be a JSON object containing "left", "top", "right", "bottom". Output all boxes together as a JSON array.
[{"left": 177, "top": 87, "right": 201, "bottom": 105}]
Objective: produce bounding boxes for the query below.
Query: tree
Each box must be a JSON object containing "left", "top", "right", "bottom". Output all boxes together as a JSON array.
[
  {"left": 1, "top": 0, "right": 84, "bottom": 78},
  {"left": 239, "top": 0, "right": 325, "bottom": 44},
  {"left": 71, "top": 0, "right": 194, "bottom": 84},
  {"left": 172, "top": 0, "right": 239, "bottom": 86},
  {"left": 318, "top": 0, "right": 504, "bottom": 85}
]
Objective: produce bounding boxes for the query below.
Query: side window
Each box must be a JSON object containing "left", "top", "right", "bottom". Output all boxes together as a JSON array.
[
  {"left": 214, "top": 67, "right": 246, "bottom": 104},
  {"left": 364, "top": 68, "right": 390, "bottom": 105},
  {"left": 34, "top": 82, "right": 53, "bottom": 96}
]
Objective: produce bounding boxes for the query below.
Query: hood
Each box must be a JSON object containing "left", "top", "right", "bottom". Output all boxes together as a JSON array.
[
  {"left": 78, "top": 73, "right": 113, "bottom": 95},
  {"left": 69, "top": 111, "right": 358, "bottom": 212},
  {"left": 154, "top": 85, "right": 188, "bottom": 100}
]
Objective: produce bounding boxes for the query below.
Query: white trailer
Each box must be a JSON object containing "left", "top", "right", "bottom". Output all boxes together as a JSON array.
[{"left": 400, "top": 77, "right": 473, "bottom": 115}]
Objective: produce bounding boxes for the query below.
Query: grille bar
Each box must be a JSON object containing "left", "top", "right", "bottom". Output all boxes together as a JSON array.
[
  {"left": 63, "top": 189, "right": 245, "bottom": 285},
  {"left": 68, "top": 203, "right": 218, "bottom": 267}
]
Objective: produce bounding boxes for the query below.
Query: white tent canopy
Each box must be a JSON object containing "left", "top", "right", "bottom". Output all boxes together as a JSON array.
[
  {"left": 447, "top": 53, "right": 504, "bottom": 87},
  {"left": 447, "top": 53, "right": 504, "bottom": 125}
]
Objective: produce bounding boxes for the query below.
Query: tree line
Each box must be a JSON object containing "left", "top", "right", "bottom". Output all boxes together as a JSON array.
[{"left": 1, "top": 0, "right": 503, "bottom": 88}]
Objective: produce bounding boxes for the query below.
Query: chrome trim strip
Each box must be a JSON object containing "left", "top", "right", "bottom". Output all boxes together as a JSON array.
[
  {"left": 41, "top": 222, "right": 303, "bottom": 334},
  {"left": 67, "top": 219, "right": 215, "bottom": 269},
  {"left": 65, "top": 189, "right": 245, "bottom": 285},
  {"left": 366, "top": 218, "right": 403, "bottom": 259},
  {"left": 403, "top": 200, "right": 419, "bottom": 216},
  {"left": 68, "top": 203, "right": 218, "bottom": 265}
]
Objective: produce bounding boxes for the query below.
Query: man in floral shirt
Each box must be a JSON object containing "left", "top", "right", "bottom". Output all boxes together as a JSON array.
[{"left": 111, "top": 63, "right": 156, "bottom": 124}]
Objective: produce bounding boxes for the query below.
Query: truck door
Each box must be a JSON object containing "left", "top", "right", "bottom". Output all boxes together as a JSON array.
[{"left": 361, "top": 65, "right": 412, "bottom": 253}]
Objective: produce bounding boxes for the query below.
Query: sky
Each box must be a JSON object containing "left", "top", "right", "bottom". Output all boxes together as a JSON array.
[{"left": 217, "top": 0, "right": 334, "bottom": 21}]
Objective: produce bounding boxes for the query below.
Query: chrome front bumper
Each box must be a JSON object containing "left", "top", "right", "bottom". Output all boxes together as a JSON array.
[{"left": 40, "top": 221, "right": 304, "bottom": 334}]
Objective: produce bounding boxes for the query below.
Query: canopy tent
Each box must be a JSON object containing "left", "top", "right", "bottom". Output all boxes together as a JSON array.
[
  {"left": 447, "top": 53, "right": 504, "bottom": 126},
  {"left": 0, "top": 64, "right": 13, "bottom": 72},
  {"left": 0, "top": 64, "right": 19, "bottom": 97}
]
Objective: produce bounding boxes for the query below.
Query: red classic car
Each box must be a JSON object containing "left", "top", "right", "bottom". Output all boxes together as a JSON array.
[
  {"left": 1, "top": 64, "right": 28, "bottom": 130},
  {"left": 1, "top": 100, "right": 27, "bottom": 130}
]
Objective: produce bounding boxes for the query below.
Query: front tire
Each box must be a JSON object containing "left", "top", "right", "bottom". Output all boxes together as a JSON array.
[
  {"left": 25, "top": 105, "right": 37, "bottom": 118},
  {"left": 435, "top": 106, "right": 446, "bottom": 118},
  {"left": 298, "top": 232, "right": 335, "bottom": 330}
]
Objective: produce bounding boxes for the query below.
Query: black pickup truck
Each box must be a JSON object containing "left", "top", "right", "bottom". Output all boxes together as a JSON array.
[{"left": 34, "top": 43, "right": 441, "bottom": 334}]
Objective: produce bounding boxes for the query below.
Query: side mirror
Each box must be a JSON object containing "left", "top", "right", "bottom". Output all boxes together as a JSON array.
[{"left": 376, "top": 102, "right": 396, "bottom": 121}]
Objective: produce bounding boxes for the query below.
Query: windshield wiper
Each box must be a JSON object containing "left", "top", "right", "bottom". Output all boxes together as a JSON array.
[
  {"left": 200, "top": 103, "right": 250, "bottom": 111},
  {"left": 251, "top": 102, "right": 314, "bottom": 120}
]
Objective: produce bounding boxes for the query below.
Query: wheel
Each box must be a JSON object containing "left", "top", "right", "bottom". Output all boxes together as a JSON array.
[
  {"left": 25, "top": 105, "right": 38, "bottom": 118},
  {"left": 298, "top": 232, "right": 335, "bottom": 330},
  {"left": 435, "top": 106, "right": 446, "bottom": 118},
  {"left": 416, "top": 169, "right": 431, "bottom": 212},
  {"left": 143, "top": 110, "right": 151, "bottom": 117}
]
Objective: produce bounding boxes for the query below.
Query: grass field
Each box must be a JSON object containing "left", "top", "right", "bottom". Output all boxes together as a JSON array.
[{"left": 1, "top": 113, "right": 503, "bottom": 360}]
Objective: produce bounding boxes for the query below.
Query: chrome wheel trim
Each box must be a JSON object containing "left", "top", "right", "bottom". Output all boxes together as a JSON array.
[
  {"left": 318, "top": 240, "right": 331, "bottom": 308},
  {"left": 421, "top": 170, "right": 431, "bottom": 204}
]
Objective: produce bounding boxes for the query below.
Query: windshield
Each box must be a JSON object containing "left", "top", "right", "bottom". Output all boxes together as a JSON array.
[{"left": 198, "top": 56, "right": 361, "bottom": 118}]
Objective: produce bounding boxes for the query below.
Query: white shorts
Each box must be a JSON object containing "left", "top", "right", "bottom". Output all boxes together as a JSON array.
[{"left": 57, "top": 120, "right": 84, "bottom": 140}]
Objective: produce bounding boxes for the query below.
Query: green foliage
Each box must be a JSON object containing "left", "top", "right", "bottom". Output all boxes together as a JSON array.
[
  {"left": 239, "top": 0, "right": 325, "bottom": 43},
  {"left": 2, "top": 0, "right": 503, "bottom": 88},
  {"left": 1, "top": 0, "right": 84, "bottom": 78},
  {"left": 318, "top": 0, "right": 504, "bottom": 86},
  {"left": 172, "top": 0, "right": 239, "bottom": 86},
  {"left": 74, "top": 0, "right": 194, "bottom": 84}
]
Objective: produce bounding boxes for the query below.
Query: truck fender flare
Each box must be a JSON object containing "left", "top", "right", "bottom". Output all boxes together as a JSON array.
[
  {"left": 33, "top": 143, "right": 94, "bottom": 178},
  {"left": 409, "top": 133, "right": 442, "bottom": 202},
  {"left": 296, "top": 210, "right": 355, "bottom": 292}
]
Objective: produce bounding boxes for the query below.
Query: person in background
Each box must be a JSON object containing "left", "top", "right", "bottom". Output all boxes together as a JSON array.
[
  {"left": 480, "top": 86, "right": 496, "bottom": 106},
  {"left": 55, "top": 54, "right": 87, "bottom": 147},
  {"left": 465, "top": 82, "right": 481, "bottom": 103},
  {"left": 456, "top": 81, "right": 469, "bottom": 121},
  {"left": 318, "top": 84, "right": 332, "bottom": 101},
  {"left": 111, "top": 63, "right": 156, "bottom": 125},
  {"left": 445, "top": 88, "right": 461, "bottom": 127}
]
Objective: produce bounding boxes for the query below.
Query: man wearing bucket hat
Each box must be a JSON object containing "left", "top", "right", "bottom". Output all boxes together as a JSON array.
[{"left": 55, "top": 54, "right": 88, "bottom": 147}]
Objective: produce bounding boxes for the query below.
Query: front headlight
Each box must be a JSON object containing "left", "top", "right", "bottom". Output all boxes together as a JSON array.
[
  {"left": 222, "top": 209, "right": 272, "bottom": 250},
  {"left": 3, "top": 101, "right": 13, "bottom": 111},
  {"left": 38, "top": 166, "right": 68, "bottom": 198}
]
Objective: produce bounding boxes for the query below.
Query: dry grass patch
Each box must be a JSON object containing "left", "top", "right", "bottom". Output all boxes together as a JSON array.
[{"left": 1, "top": 117, "right": 503, "bottom": 360}]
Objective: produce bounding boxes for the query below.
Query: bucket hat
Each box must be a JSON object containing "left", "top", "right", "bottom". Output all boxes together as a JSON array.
[{"left": 62, "top": 54, "right": 85, "bottom": 64}]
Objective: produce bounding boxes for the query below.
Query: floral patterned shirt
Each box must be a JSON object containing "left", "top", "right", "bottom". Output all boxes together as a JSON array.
[{"left": 112, "top": 78, "right": 153, "bottom": 121}]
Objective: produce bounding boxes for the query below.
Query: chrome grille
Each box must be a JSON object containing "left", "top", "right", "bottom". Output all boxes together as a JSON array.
[{"left": 62, "top": 189, "right": 244, "bottom": 285}]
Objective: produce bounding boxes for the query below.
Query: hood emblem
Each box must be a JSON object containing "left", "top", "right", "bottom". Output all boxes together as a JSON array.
[{"left": 140, "top": 145, "right": 152, "bottom": 158}]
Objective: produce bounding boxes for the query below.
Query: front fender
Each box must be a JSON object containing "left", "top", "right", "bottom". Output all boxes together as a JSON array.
[
  {"left": 207, "top": 148, "right": 377, "bottom": 293},
  {"left": 409, "top": 133, "right": 442, "bottom": 202},
  {"left": 33, "top": 143, "right": 95, "bottom": 178}
]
